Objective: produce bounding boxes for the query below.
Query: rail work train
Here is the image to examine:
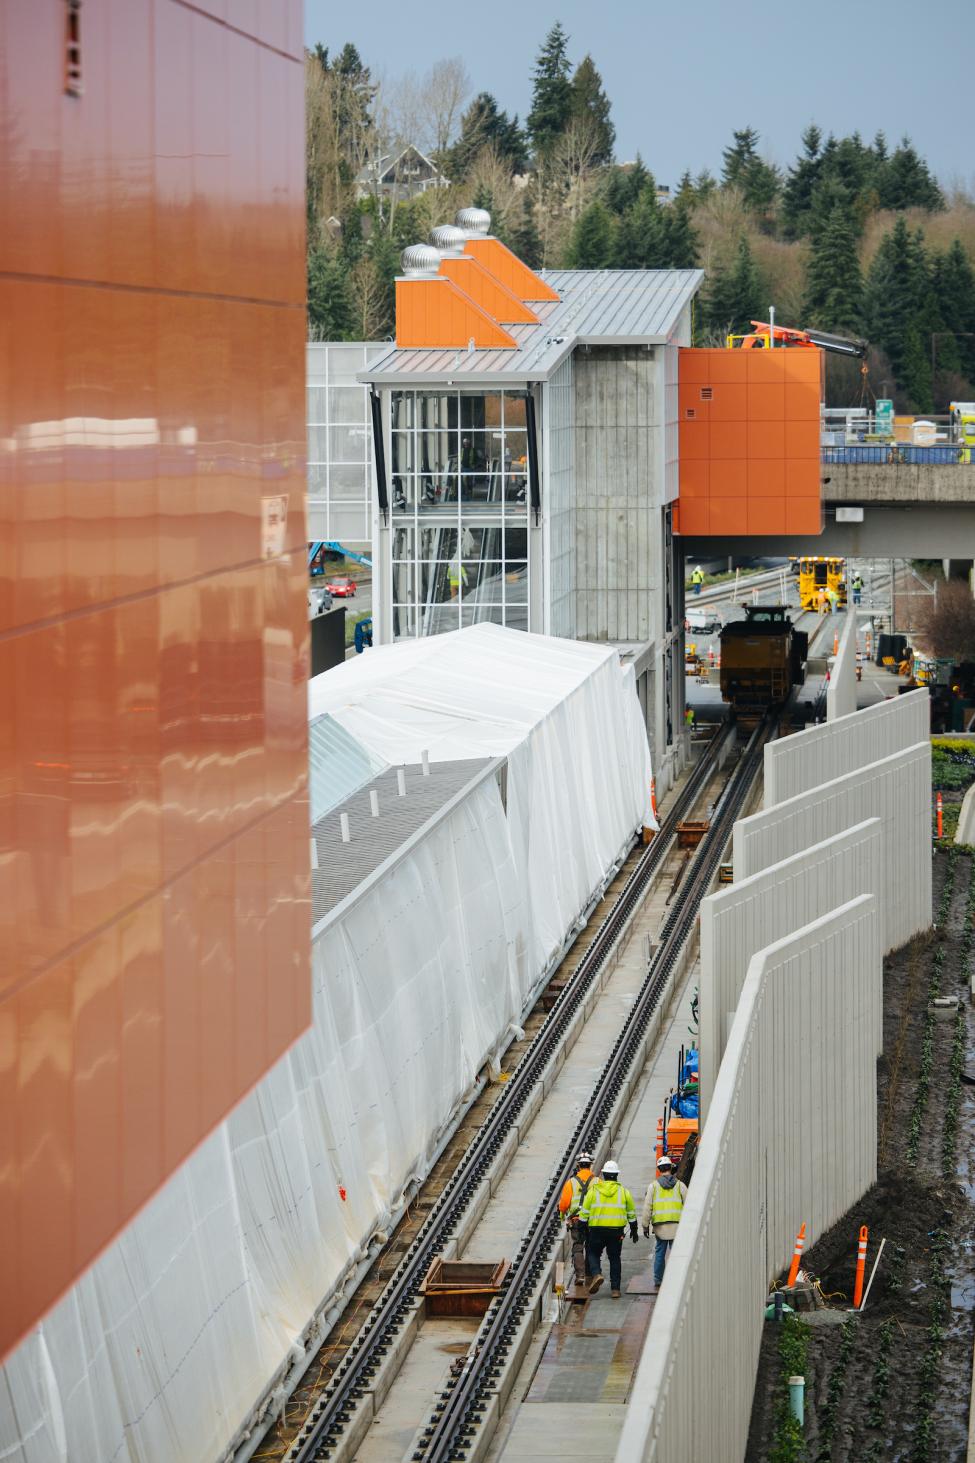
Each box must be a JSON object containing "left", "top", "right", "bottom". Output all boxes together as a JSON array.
[{"left": 719, "top": 605, "right": 808, "bottom": 712}]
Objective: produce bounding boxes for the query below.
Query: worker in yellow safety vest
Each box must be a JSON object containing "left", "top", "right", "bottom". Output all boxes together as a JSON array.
[
  {"left": 641, "top": 1154, "right": 688, "bottom": 1288},
  {"left": 557, "top": 1151, "right": 597, "bottom": 1291},
  {"left": 577, "top": 1159, "right": 638, "bottom": 1297},
  {"left": 690, "top": 566, "right": 705, "bottom": 596}
]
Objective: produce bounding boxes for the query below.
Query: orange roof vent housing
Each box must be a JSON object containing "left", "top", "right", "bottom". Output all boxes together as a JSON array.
[
  {"left": 455, "top": 207, "right": 560, "bottom": 304},
  {"left": 395, "top": 244, "right": 517, "bottom": 350},
  {"left": 430, "top": 223, "right": 539, "bottom": 324}
]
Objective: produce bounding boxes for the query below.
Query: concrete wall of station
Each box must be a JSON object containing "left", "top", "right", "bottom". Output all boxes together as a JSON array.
[
  {"left": 699, "top": 819, "right": 883, "bottom": 1118},
  {"left": 827, "top": 462, "right": 975, "bottom": 503},
  {"left": 573, "top": 346, "right": 662, "bottom": 643},
  {"left": 765, "top": 687, "right": 928, "bottom": 804},
  {"left": 616, "top": 896, "right": 880, "bottom": 1463},
  {"left": 826, "top": 609, "right": 859, "bottom": 721},
  {"left": 735, "top": 741, "right": 931, "bottom": 952},
  {"left": 680, "top": 502, "right": 975, "bottom": 559}
]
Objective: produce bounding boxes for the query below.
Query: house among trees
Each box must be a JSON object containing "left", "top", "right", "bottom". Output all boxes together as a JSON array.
[{"left": 355, "top": 143, "right": 450, "bottom": 201}]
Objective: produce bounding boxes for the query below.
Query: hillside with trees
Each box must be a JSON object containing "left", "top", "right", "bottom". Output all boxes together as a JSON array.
[{"left": 306, "top": 27, "right": 975, "bottom": 411}]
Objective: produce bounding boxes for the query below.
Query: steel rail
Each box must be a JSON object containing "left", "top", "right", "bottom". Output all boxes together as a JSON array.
[
  {"left": 284, "top": 726, "right": 733, "bottom": 1463},
  {"left": 413, "top": 716, "right": 774, "bottom": 1463}
]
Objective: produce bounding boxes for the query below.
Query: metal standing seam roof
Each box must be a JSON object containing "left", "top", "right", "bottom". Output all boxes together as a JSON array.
[
  {"left": 311, "top": 756, "right": 499, "bottom": 933},
  {"left": 359, "top": 267, "right": 704, "bottom": 386}
]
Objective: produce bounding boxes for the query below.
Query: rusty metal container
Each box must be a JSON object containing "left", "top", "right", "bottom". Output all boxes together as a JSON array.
[
  {"left": 676, "top": 820, "right": 709, "bottom": 849},
  {"left": 421, "top": 1258, "right": 510, "bottom": 1317}
]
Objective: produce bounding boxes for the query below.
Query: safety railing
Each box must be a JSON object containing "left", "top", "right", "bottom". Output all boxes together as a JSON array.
[{"left": 822, "top": 443, "right": 972, "bottom": 465}]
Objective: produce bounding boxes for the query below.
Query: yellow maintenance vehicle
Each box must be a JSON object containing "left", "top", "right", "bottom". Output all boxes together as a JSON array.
[{"left": 797, "top": 556, "right": 847, "bottom": 611}]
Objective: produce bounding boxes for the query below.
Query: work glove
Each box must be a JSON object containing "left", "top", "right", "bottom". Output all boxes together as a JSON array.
[
  {"left": 643, "top": 1225, "right": 650, "bottom": 1239},
  {"left": 629, "top": 1222, "right": 639, "bottom": 1244}
]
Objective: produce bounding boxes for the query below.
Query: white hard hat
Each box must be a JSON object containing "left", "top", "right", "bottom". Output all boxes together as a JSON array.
[
  {"left": 656, "top": 1154, "right": 674, "bottom": 1170},
  {"left": 602, "top": 1159, "right": 620, "bottom": 1176}
]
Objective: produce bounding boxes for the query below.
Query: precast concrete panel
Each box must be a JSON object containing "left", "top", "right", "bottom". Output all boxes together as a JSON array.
[
  {"left": 700, "top": 818, "right": 882, "bottom": 1117},
  {"left": 735, "top": 742, "right": 931, "bottom": 952},
  {"left": 826, "top": 609, "right": 858, "bottom": 721},
  {"left": 614, "top": 896, "right": 880, "bottom": 1463},
  {"left": 764, "top": 687, "right": 928, "bottom": 805}
]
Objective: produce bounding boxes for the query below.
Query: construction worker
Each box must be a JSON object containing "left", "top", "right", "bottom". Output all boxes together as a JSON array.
[
  {"left": 558, "top": 1151, "right": 598, "bottom": 1291},
  {"left": 825, "top": 585, "right": 840, "bottom": 613},
  {"left": 577, "top": 1159, "right": 638, "bottom": 1298},
  {"left": 642, "top": 1155, "right": 688, "bottom": 1288},
  {"left": 851, "top": 572, "right": 863, "bottom": 606},
  {"left": 684, "top": 706, "right": 695, "bottom": 731},
  {"left": 816, "top": 585, "right": 829, "bottom": 615},
  {"left": 690, "top": 565, "right": 705, "bottom": 596},
  {"left": 447, "top": 557, "right": 468, "bottom": 599}
]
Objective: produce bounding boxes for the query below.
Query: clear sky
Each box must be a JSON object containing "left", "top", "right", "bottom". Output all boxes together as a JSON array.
[{"left": 303, "top": 0, "right": 970, "bottom": 192}]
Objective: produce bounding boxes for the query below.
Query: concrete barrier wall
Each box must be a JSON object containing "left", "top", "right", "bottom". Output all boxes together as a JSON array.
[
  {"left": 826, "top": 610, "right": 858, "bottom": 721},
  {"left": 699, "top": 819, "right": 883, "bottom": 1118},
  {"left": 735, "top": 741, "right": 931, "bottom": 952},
  {"left": 765, "top": 687, "right": 929, "bottom": 806},
  {"left": 614, "top": 896, "right": 880, "bottom": 1463}
]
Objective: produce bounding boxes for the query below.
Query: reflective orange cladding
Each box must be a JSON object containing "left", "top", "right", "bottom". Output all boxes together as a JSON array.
[
  {"left": 463, "top": 236, "right": 560, "bottom": 303},
  {"left": 675, "top": 348, "right": 823, "bottom": 536},
  {"left": 0, "top": 0, "right": 309, "bottom": 1360}
]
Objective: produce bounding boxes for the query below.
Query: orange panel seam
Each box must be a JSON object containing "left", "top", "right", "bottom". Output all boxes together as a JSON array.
[
  {"left": 0, "top": 786, "right": 310, "bottom": 1005},
  {"left": 169, "top": 0, "right": 303, "bottom": 62},
  {"left": 0, "top": 270, "right": 306, "bottom": 310}
]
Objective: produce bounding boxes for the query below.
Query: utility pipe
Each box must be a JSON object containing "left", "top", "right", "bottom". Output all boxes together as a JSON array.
[{"left": 788, "top": 1375, "right": 804, "bottom": 1425}]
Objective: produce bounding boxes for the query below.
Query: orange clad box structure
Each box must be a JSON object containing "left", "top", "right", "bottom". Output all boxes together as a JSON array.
[
  {"left": 674, "top": 347, "right": 823, "bottom": 536},
  {"left": 0, "top": 0, "right": 310, "bottom": 1359}
]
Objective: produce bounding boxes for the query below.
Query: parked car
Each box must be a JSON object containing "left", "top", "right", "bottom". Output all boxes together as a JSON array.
[
  {"left": 685, "top": 608, "right": 722, "bottom": 636},
  {"left": 326, "top": 575, "right": 357, "bottom": 598},
  {"left": 308, "top": 586, "right": 333, "bottom": 617}
]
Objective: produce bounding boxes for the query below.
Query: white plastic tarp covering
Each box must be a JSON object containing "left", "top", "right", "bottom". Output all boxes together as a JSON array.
[
  {"left": 1, "top": 626, "right": 653, "bottom": 1463},
  {"left": 309, "top": 623, "right": 655, "bottom": 978}
]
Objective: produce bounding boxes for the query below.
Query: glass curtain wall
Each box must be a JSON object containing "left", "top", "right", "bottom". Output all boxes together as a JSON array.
[{"left": 389, "top": 389, "right": 531, "bottom": 638}]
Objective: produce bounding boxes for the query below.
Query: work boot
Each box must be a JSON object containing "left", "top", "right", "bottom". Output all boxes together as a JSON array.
[
  {"left": 611, "top": 1289, "right": 621, "bottom": 1298},
  {"left": 588, "top": 1275, "right": 603, "bottom": 1294}
]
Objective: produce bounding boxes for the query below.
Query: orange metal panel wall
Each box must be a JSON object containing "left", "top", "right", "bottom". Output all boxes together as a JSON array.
[
  {"left": 0, "top": 0, "right": 309, "bottom": 1360},
  {"left": 675, "top": 349, "right": 823, "bottom": 536},
  {"left": 395, "top": 277, "right": 518, "bottom": 349}
]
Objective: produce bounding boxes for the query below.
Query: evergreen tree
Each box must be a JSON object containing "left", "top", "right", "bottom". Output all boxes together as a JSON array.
[
  {"left": 567, "top": 199, "right": 615, "bottom": 268},
  {"left": 527, "top": 22, "right": 573, "bottom": 156},
  {"left": 705, "top": 235, "right": 763, "bottom": 337},
  {"left": 569, "top": 55, "right": 615, "bottom": 166},
  {"left": 932, "top": 239, "right": 975, "bottom": 381},
  {"left": 721, "top": 126, "right": 779, "bottom": 214},
  {"left": 308, "top": 244, "right": 354, "bottom": 340},
  {"left": 613, "top": 185, "right": 665, "bottom": 268},
  {"left": 675, "top": 169, "right": 696, "bottom": 206},
  {"left": 780, "top": 123, "right": 823, "bottom": 239},
  {"left": 332, "top": 43, "right": 375, "bottom": 157},
  {"left": 721, "top": 127, "right": 762, "bottom": 188},
  {"left": 603, "top": 156, "right": 651, "bottom": 216},
  {"left": 878, "top": 137, "right": 944, "bottom": 211},
  {"left": 865, "top": 217, "right": 936, "bottom": 404},
  {"left": 900, "top": 323, "right": 934, "bottom": 411},
  {"left": 662, "top": 195, "right": 699, "bottom": 269},
  {"left": 510, "top": 194, "right": 544, "bottom": 269},
  {"left": 447, "top": 93, "right": 528, "bottom": 180},
  {"left": 693, "top": 169, "right": 717, "bottom": 199},
  {"left": 803, "top": 202, "right": 863, "bottom": 332}
]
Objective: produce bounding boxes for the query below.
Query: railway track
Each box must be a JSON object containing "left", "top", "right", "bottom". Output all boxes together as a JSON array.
[
  {"left": 280, "top": 726, "right": 735, "bottom": 1463},
  {"left": 411, "top": 714, "right": 774, "bottom": 1463}
]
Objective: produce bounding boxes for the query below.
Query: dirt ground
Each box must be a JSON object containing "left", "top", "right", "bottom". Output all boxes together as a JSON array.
[{"left": 746, "top": 850, "right": 975, "bottom": 1462}]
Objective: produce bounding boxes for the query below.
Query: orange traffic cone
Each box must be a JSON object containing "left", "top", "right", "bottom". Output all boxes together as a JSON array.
[
  {"left": 786, "top": 1223, "right": 806, "bottom": 1287},
  {"left": 833, "top": 631, "right": 839, "bottom": 655},
  {"left": 853, "top": 1226, "right": 869, "bottom": 1308}
]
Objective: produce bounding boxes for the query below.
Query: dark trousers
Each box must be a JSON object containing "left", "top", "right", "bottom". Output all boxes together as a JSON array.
[
  {"left": 568, "top": 1220, "right": 589, "bottom": 1282},
  {"left": 586, "top": 1228, "right": 624, "bottom": 1291}
]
